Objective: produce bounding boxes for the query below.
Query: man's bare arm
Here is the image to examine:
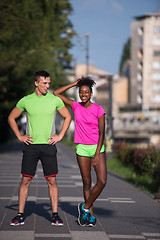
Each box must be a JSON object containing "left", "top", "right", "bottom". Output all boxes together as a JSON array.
[{"left": 8, "top": 107, "right": 33, "bottom": 145}]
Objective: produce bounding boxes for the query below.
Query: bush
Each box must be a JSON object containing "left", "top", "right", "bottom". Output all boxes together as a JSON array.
[
  {"left": 114, "top": 142, "right": 134, "bottom": 164},
  {"left": 114, "top": 142, "right": 160, "bottom": 179}
]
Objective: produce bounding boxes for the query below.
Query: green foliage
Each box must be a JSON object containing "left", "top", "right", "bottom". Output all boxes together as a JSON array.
[
  {"left": 113, "top": 142, "right": 160, "bottom": 193},
  {"left": 114, "top": 142, "right": 134, "bottom": 164},
  {"left": 0, "top": 0, "right": 75, "bottom": 142},
  {"left": 107, "top": 157, "right": 159, "bottom": 194}
]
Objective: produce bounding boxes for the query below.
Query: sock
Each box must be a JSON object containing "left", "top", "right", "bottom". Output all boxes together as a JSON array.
[
  {"left": 52, "top": 212, "right": 58, "bottom": 217},
  {"left": 83, "top": 208, "right": 90, "bottom": 212},
  {"left": 82, "top": 204, "right": 90, "bottom": 212},
  {"left": 18, "top": 213, "right": 24, "bottom": 217}
]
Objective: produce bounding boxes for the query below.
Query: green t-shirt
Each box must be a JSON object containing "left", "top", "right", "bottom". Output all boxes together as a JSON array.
[{"left": 16, "top": 92, "right": 64, "bottom": 144}]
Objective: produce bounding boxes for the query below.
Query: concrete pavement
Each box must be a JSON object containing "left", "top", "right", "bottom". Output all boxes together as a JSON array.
[{"left": 0, "top": 141, "right": 160, "bottom": 240}]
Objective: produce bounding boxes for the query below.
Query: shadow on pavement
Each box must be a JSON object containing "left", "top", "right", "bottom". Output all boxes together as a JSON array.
[
  {"left": 5, "top": 201, "right": 52, "bottom": 222},
  {"left": 61, "top": 202, "right": 114, "bottom": 218}
]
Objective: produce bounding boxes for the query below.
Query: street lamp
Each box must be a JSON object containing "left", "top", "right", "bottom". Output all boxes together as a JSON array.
[{"left": 66, "top": 20, "right": 73, "bottom": 34}]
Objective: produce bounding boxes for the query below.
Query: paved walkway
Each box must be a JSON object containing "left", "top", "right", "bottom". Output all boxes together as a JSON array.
[{"left": 0, "top": 141, "right": 160, "bottom": 240}]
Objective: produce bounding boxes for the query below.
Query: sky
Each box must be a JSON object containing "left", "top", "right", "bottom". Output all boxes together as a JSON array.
[{"left": 69, "top": 0, "right": 160, "bottom": 74}]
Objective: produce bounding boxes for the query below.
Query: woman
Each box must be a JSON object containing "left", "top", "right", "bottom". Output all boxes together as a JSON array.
[{"left": 53, "top": 76, "right": 107, "bottom": 227}]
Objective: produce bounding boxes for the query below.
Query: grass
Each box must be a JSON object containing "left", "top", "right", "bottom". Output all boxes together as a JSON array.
[{"left": 107, "top": 157, "right": 159, "bottom": 195}]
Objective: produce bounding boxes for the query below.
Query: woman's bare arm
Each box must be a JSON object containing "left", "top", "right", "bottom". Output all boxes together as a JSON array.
[{"left": 53, "top": 80, "right": 80, "bottom": 108}]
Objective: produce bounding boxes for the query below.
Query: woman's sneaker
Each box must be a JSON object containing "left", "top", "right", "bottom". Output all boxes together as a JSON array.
[
  {"left": 78, "top": 203, "right": 90, "bottom": 226},
  {"left": 88, "top": 215, "right": 96, "bottom": 227},
  {"left": 51, "top": 213, "right": 64, "bottom": 226},
  {"left": 10, "top": 214, "right": 24, "bottom": 226}
]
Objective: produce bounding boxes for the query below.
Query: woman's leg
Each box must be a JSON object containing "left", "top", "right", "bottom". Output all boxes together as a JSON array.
[
  {"left": 83, "top": 152, "right": 107, "bottom": 210},
  {"left": 76, "top": 155, "right": 94, "bottom": 214}
]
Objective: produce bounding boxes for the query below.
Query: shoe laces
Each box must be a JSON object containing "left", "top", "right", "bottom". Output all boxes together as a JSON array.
[
  {"left": 89, "top": 215, "right": 96, "bottom": 222},
  {"left": 15, "top": 215, "right": 23, "bottom": 220},
  {"left": 82, "top": 205, "right": 90, "bottom": 220},
  {"left": 52, "top": 214, "right": 62, "bottom": 222}
]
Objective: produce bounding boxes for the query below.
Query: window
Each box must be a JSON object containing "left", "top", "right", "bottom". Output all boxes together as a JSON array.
[
  {"left": 138, "top": 84, "right": 142, "bottom": 91},
  {"left": 152, "top": 62, "right": 160, "bottom": 69},
  {"left": 152, "top": 73, "right": 160, "bottom": 81},
  {"left": 153, "top": 27, "right": 160, "bottom": 33},
  {"left": 154, "top": 51, "right": 160, "bottom": 56},
  {"left": 151, "top": 95, "right": 160, "bottom": 103},
  {"left": 138, "top": 27, "right": 143, "bottom": 35},
  {"left": 152, "top": 84, "right": 160, "bottom": 91},
  {"left": 152, "top": 39, "right": 160, "bottom": 45},
  {"left": 139, "top": 38, "right": 143, "bottom": 48},
  {"left": 137, "top": 73, "right": 142, "bottom": 81},
  {"left": 137, "top": 50, "right": 143, "bottom": 59},
  {"left": 137, "top": 62, "right": 143, "bottom": 70},
  {"left": 137, "top": 94, "right": 142, "bottom": 104}
]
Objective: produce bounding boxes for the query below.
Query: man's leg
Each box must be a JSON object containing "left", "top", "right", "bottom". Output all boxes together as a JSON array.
[
  {"left": 10, "top": 176, "right": 32, "bottom": 226},
  {"left": 46, "top": 176, "right": 64, "bottom": 226},
  {"left": 42, "top": 145, "right": 63, "bottom": 225},
  {"left": 18, "top": 176, "right": 32, "bottom": 213},
  {"left": 46, "top": 176, "right": 58, "bottom": 213}
]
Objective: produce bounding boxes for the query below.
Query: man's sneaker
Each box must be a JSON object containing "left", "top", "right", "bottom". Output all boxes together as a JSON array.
[
  {"left": 78, "top": 203, "right": 90, "bottom": 226},
  {"left": 88, "top": 215, "right": 96, "bottom": 227},
  {"left": 10, "top": 214, "right": 24, "bottom": 226},
  {"left": 51, "top": 213, "right": 64, "bottom": 226}
]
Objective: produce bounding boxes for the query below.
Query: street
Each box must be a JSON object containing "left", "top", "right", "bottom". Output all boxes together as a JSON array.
[{"left": 0, "top": 141, "right": 160, "bottom": 240}]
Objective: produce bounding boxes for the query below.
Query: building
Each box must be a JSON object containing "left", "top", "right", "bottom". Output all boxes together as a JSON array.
[
  {"left": 112, "top": 76, "right": 128, "bottom": 116},
  {"left": 130, "top": 10, "right": 160, "bottom": 109}
]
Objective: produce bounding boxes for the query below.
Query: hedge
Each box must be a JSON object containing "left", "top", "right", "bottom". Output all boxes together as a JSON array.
[{"left": 114, "top": 142, "right": 160, "bottom": 180}]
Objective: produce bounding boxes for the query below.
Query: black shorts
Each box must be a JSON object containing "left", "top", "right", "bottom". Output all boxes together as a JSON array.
[{"left": 21, "top": 144, "right": 58, "bottom": 178}]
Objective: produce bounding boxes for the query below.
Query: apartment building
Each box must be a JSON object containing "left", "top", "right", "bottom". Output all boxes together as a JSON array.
[{"left": 130, "top": 10, "right": 160, "bottom": 109}]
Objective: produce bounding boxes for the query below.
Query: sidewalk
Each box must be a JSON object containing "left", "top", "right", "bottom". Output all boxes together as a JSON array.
[{"left": 0, "top": 141, "right": 160, "bottom": 240}]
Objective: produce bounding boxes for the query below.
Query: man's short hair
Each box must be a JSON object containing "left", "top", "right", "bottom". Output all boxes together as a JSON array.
[{"left": 34, "top": 71, "right": 50, "bottom": 82}]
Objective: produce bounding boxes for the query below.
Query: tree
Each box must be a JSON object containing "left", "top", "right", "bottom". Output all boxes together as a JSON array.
[
  {"left": 119, "top": 38, "right": 130, "bottom": 73},
  {"left": 0, "top": 0, "right": 75, "bottom": 142}
]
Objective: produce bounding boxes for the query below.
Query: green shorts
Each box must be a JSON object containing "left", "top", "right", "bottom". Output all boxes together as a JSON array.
[{"left": 76, "top": 144, "right": 105, "bottom": 158}]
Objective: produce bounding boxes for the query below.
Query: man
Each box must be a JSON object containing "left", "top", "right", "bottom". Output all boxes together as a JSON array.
[{"left": 8, "top": 70, "right": 71, "bottom": 226}]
